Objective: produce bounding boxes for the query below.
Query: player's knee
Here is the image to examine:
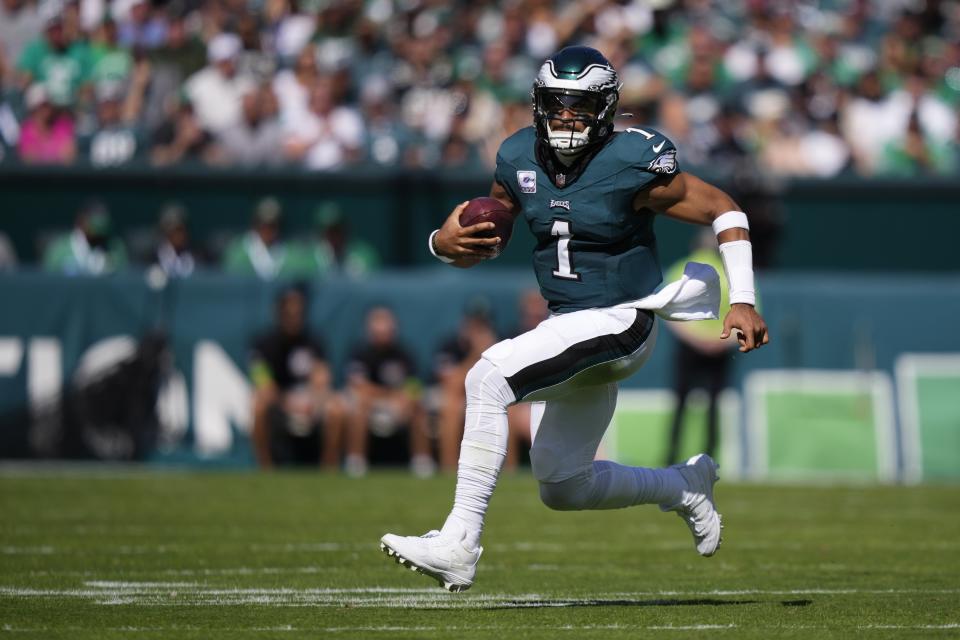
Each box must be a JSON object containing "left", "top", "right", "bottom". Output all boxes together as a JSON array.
[
  {"left": 464, "top": 358, "right": 515, "bottom": 409},
  {"left": 538, "top": 477, "right": 591, "bottom": 511}
]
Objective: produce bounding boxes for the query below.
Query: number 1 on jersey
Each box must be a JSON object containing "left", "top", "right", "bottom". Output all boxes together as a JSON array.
[{"left": 551, "top": 219, "right": 581, "bottom": 281}]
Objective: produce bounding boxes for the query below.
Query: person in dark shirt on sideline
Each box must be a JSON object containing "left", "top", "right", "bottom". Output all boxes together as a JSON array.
[
  {"left": 345, "top": 305, "right": 433, "bottom": 477},
  {"left": 249, "top": 285, "right": 346, "bottom": 469}
]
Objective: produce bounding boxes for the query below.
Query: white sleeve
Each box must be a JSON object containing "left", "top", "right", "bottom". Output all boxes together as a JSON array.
[
  {"left": 718, "top": 240, "right": 756, "bottom": 306},
  {"left": 712, "top": 211, "right": 755, "bottom": 306}
]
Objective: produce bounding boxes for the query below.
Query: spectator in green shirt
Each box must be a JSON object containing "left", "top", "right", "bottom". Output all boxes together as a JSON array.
[
  {"left": 17, "top": 16, "right": 90, "bottom": 107},
  {"left": 42, "top": 201, "right": 128, "bottom": 275},
  {"left": 288, "top": 203, "right": 380, "bottom": 279},
  {"left": 222, "top": 196, "right": 297, "bottom": 280},
  {"left": 88, "top": 19, "right": 132, "bottom": 87}
]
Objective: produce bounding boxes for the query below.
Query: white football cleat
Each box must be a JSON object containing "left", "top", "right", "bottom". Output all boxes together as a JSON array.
[
  {"left": 379, "top": 522, "right": 482, "bottom": 592},
  {"left": 661, "top": 453, "right": 723, "bottom": 557}
]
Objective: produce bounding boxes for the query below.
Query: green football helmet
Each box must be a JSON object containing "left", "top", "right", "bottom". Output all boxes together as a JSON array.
[{"left": 532, "top": 46, "right": 621, "bottom": 156}]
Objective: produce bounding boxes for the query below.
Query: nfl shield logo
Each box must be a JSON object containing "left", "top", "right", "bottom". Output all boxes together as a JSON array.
[
  {"left": 556, "top": 173, "right": 566, "bottom": 187},
  {"left": 517, "top": 170, "right": 537, "bottom": 194}
]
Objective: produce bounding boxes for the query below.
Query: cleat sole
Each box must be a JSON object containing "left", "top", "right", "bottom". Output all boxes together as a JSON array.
[{"left": 380, "top": 539, "right": 472, "bottom": 593}]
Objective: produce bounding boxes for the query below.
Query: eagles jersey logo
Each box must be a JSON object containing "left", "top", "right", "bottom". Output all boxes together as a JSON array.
[{"left": 648, "top": 149, "right": 677, "bottom": 174}]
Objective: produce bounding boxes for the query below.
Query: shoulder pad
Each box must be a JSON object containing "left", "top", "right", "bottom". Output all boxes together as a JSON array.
[
  {"left": 612, "top": 127, "right": 680, "bottom": 175},
  {"left": 495, "top": 126, "right": 536, "bottom": 168}
]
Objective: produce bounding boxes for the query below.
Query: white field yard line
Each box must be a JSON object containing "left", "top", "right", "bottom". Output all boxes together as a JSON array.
[
  {"left": 2, "top": 543, "right": 353, "bottom": 555},
  {"left": 2, "top": 584, "right": 960, "bottom": 608},
  {"left": 23, "top": 562, "right": 766, "bottom": 578},
  {"left": 196, "top": 626, "right": 960, "bottom": 633},
  {"left": 5, "top": 624, "right": 960, "bottom": 633},
  {"left": 0, "top": 546, "right": 56, "bottom": 555},
  {"left": 3, "top": 541, "right": 570, "bottom": 555},
  {"left": 23, "top": 566, "right": 357, "bottom": 578},
  {"left": 314, "top": 625, "right": 744, "bottom": 632},
  {"left": 8, "top": 539, "right": 712, "bottom": 555},
  {"left": 249, "top": 543, "right": 347, "bottom": 551},
  {"left": 0, "top": 623, "right": 745, "bottom": 633},
  {"left": 861, "top": 624, "right": 960, "bottom": 630}
]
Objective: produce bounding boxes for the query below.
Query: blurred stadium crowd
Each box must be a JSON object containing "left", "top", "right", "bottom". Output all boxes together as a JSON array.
[
  {"left": 0, "top": 197, "right": 382, "bottom": 277},
  {"left": 0, "top": 0, "right": 957, "bottom": 176}
]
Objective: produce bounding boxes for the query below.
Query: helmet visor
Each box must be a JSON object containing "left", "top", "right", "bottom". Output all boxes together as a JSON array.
[{"left": 537, "top": 88, "right": 602, "bottom": 120}]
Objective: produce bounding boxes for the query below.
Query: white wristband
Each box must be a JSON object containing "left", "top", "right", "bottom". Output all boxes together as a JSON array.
[
  {"left": 428, "top": 229, "right": 455, "bottom": 264},
  {"left": 718, "top": 240, "right": 756, "bottom": 306},
  {"left": 712, "top": 211, "right": 750, "bottom": 235}
]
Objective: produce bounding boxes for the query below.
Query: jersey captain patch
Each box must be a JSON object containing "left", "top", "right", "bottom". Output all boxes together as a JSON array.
[
  {"left": 517, "top": 170, "right": 537, "bottom": 193},
  {"left": 648, "top": 149, "right": 677, "bottom": 174}
]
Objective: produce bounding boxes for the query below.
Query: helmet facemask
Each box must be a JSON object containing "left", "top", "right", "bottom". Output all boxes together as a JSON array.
[{"left": 534, "top": 88, "right": 606, "bottom": 155}]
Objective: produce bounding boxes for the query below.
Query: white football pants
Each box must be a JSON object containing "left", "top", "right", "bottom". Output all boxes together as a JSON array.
[{"left": 445, "top": 307, "right": 685, "bottom": 547}]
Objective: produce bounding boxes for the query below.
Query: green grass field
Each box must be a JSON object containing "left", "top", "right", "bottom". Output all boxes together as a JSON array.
[{"left": 1, "top": 469, "right": 959, "bottom": 639}]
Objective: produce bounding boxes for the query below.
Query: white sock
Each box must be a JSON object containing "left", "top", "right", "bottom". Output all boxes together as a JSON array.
[
  {"left": 591, "top": 461, "right": 687, "bottom": 507},
  {"left": 442, "top": 358, "right": 514, "bottom": 550},
  {"left": 539, "top": 461, "right": 686, "bottom": 511}
]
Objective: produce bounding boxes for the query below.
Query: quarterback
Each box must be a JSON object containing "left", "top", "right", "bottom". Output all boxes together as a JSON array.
[{"left": 380, "top": 46, "right": 769, "bottom": 591}]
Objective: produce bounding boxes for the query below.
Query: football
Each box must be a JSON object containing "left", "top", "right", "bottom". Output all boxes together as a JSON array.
[{"left": 459, "top": 197, "right": 514, "bottom": 255}]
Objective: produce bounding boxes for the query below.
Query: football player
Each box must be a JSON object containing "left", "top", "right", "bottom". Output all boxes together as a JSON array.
[{"left": 381, "top": 46, "right": 769, "bottom": 591}]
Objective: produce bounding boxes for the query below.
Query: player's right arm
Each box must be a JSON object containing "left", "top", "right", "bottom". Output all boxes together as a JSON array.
[{"left": 432, "top": 182, "right": 518, "bottom": 268}]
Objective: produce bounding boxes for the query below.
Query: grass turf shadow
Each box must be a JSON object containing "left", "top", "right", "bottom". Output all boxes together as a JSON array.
[
  {"left": 486, "top": 598, "right": 765, "bottom": 610},
  {"left": 482, "top": 598, "right": 813, "bottom": 610}
]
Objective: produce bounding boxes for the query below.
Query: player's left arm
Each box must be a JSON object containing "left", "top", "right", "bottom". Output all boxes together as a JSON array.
[{"left": 635, "top": 172, "right": 770, "bottom": 353}]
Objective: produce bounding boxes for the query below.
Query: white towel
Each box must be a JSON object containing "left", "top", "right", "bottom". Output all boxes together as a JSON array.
[{"left": 615, "top": 261, "right": 720, "bottom": 321}]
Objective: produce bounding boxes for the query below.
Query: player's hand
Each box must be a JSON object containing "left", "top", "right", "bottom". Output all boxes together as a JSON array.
[
  {"left": 435, "top": 201, "right": 501, "bottom": 260},
  {"left": 721, "top": 303, "right": 770, "bottom": 353}
]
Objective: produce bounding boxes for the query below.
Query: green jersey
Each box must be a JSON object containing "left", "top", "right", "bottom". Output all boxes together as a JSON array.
[
  {"left": 42, "top": 230, "right": 127, "bottom": 275},
  {"left": 222, "top": 232, "right": 299, "bottom": 280},
  {"left": 17, "top": 39, "right": 90, "bottom": 106},
  {"left": 89, "top": 43, "right": 132, "bottom": 85},
  {"left": 495, "top": 126, "right": 680, "bottom": 313},
  {"left": 284, "top": 239, "right": 381, "bottom": 279}
]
